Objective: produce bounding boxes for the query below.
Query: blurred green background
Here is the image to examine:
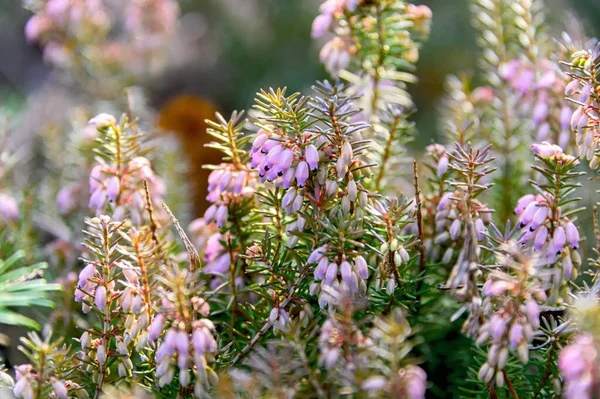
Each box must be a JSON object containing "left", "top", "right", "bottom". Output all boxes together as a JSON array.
[{"left": 1, "top": 0, "right": 600, "bottom": 146}]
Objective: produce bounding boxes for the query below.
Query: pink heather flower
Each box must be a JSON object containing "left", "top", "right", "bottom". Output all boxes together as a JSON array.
[
  {"left": 531, "top": 141, "right": 562, "bottom": 158},
  {"left": 308, "top": 245, "right": 327, "bottom": 263},
  {"left": 437, "top": 193, "right": 452, "bottom": 211},
  {"left": 530, "top": 206, "right": 548, "bottom": 230},
  {"left": 312, "top": 13, "right": 333, "bottom": 38},
  {"left": 314, "top": 257, "right": 328, "bottom": 280},
  {"left": 204, "top": 204, "right": 217, "bottom": 224},
  {"left": 565, "top": 79, "right": 579, "bottom": 95},
  {"left": 279, "top": 149, "right": 294, "bottom": 172},
  {"left": 282, "top": 167, "right": 295, "bottom": 189},
  {"left": 52, "top": 380, "right": 68, "bottom": 399},
  {"left": 215, "top": 205, "right": 228, "bottom": 228},
  {"left": 580, "top": 84, "right": 593, "bottom": 103},
  {"left": 13, "top": 377, "right": 29, "bottom": 397},
  {"left": 519, "top": 200, "right": 539, "bottom": 227},
  {"left": 320, "top": 37, "right": 351, "bottom": 75},
  {"left": 437, "top": 155, "right": 449, "bottom": 177},
  {"left": 78, "top": 264, "right": 96, "bottom": 287},
  {"left": 88, "top": 113, "right": 117, "bottom": 128},
  {"left": 484, "top": 281, "right": 509, "bottom": 297},
  {"left": 559, "top": 334, "right": 599, "bottom": 399},
  {"left": 534, "top": 226, "right": 548, "bottom": 251},
  {"left": 0, "top": 192, "right": 19, "bottom": 220},
  {"left": 340, "top": 261, "right": 352, "bottom": 285},
  {"left": 252, "top": 133, "right": 268, "bottom": 152},
  {"left": 305, "top": 144, "right": 319, "bottom": 171},
  {"left": 354, "top": 255, "right": 368, "bottom": 279},
  {"left": 525, "top": 300, "right": 540, "bottom": 329},
  {"left": 401, "top": 366, "right": 427, "bottom": 399},
  {"left": 509, "top": 323, "right": 523, "bottom": 349},
  {"left": 450, "top": 219, "right": 461, "bottom": 240},
  {"left": 325, "top": 262, "right": 338, "bottom": 285},
  {"left": 553, "top": 226, "right": 566, "bottom": 254},
  {"left": 296, "top": 161, "right": 309, "bottom": 187},
  {"left": 95, "top": 285, "right": 107, "bottom": 311},
  {"left": 97, "top": 344, "right": 106, "bottom": 365},
  {"left": 565, "top": 221, "right": 580, "bottom": 249},
  {"left": 106, "top": 176, "right": 120, "bottom": 201},
  {"left": 515, "top": 194, "right": 535, "bottom": 215}
]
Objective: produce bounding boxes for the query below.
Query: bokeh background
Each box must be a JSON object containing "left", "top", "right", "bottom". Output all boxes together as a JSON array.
[{"left": 2, "top": 0, "right": 600, "bottom": 152}]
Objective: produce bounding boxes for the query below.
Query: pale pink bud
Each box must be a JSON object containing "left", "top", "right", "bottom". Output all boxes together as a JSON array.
[{"left": 89, "top": 113, "right": 117, "bottom": 128}]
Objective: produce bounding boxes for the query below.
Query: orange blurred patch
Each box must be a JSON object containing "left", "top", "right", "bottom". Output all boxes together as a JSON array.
[{"left": 158, "top": 95, "right": 223, "bottom": 215}]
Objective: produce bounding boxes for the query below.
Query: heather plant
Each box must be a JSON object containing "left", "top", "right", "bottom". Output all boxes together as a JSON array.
[{"left": 6, "top": 0, "right": 600, "bottom": 398}]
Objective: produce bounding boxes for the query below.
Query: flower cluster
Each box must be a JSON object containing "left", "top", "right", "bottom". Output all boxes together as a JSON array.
[
  {"left": 559, "top": 334, "right": 600, "bottom": 399},
  {"left": 87, "top": 114, "right": 164, "bottom": 224},
  {"left": 147, "top": 265, "right": 218, "bottom": 396},
  {"left": 23, "top": 0, "right": 180, "bottom": 85},
  {"left": 308, "top": 245, "right": 369, "bottom": 307},
  {"left": 24, "top": 0, "right": 110, "bottom": 67},
  {"left": 476, "top": 245, "right": 547, "bottom": 387}
]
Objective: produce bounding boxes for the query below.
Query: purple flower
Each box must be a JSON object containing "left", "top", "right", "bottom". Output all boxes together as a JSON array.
[
  {"left": 95, "top": 286, "right": 106, "bottom": 311},
  {"left": 305, "top": 144, "right": 319, "bottom": 171},
  {"left": 314, "top": 257, "right": 329, "bottom": 280},
  {"left": 106, "top": 176, "right": 120, "bottom": 201},
  {"left": 553, "top": 226, "right": 566, "bottom": 254},
  {"left": 296, "top": 161, "right": 309, "bottom": 187},
  {"left": 534, "top": 226, "right": 548, "bottom": 251},
  {"left": 312, "top": 13, "right": 333, "bottom": 38},
  {"left": 340, "top": 261, "right": 352, "bottom": 285},
  {"left": 354, "top": 255, "right": 368, "bottom": 279},
  {"left": 565, "top": 79, "right": 580, "bottom": 95},
  {"left": 437, "top": 155, "right": 449, "bottom": 177},
  {"left": 450, "top": 219, "right": 461, "bottom": 240},
  {"left": 530, "top": 206, "right": 548, "bottom": 230},
  {"left": 325, "top": 262, "right": 338, "bottom": 285},
  {"left": 437, "top": 193, "right": 452, "bottom": 211},
  {"left": 565, "top": 221, "right": 580, "bottom": 249},
  {"left": 515, "top": 194, "right": 535, "bottom": 215},
  {"left": 308, "top": 245, "right": 327, "bottom": 263},
  {"left": 215, "top": 205, "right": 228, "bottom": 228},
  {"left": 252, "top": 133, "right": 268, "bottom": 152},
  {"left": 282, "top": 167, "right": 296, "bottom": 189},
  {"left": 508, "top": 323, "right": 523, "bottom": 349}
]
